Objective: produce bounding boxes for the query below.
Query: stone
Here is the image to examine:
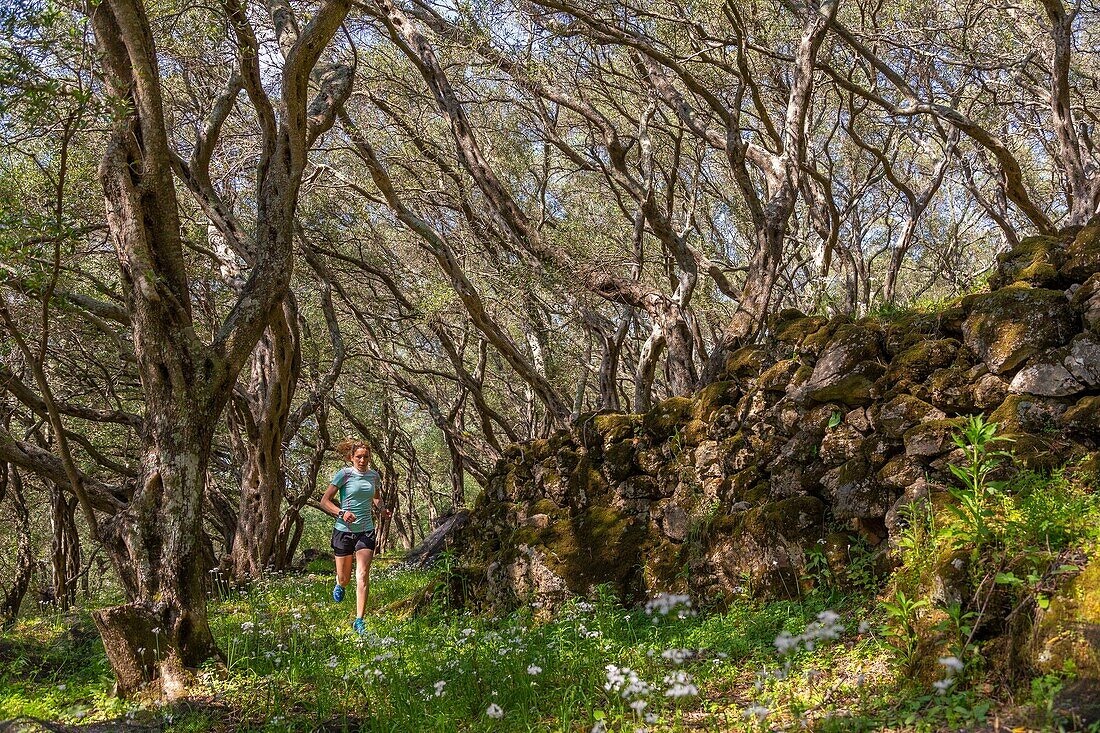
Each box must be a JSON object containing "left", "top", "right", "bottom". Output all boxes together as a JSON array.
[
  {"left": 903, "top": 419, "right": 963, "bottom": 458},
  {"left": 656, "top": 504, "right": 689, "bottom": 543},
  {"left": 991, "top": 395, "right": 1070, "bottom": 435},
  {"left": 926, "top": 366, "right": 976, "bottom": 413},
  {"left": 1061, "top": 396, "right": 1100, "bottom": 437},
  {"left": 694, "top": 440, "right": 723, "bottom": 479},
  {"left": 970, "top": 372, "right": 1009, "bottom": 409},
  {"left": 877, "top": 455, "right": 924, "bottom": 490},
  {"left": 776, "top": 314, "right": 827, "bottom": 352},
  {"left": 721, "top": 345, "right": 768, "bottom": 381},
  {"left": 884, "top": 478, "right": 931, "bottom": 537},
  {"left": 1060, "top": 221, "right": 1100, "bottom": 283},
  {"left": 594, "top": 413, "right": 642, "bottom": 443},
  {"left": 1031, "top": 558, "right": 1100, "bottom": 699},
  {"left": 1009, "top": 363, "right": 1084, "bottom": 397},
  {"left": 820, "top": 459, "right": 894, "bottom": 521},
  {"left": 616, "top": 476, "right": 665, "bottom": 500},
  {"left": 757, "top": 359, "right": 802, "bottom": 393},
  {"left": 820, "top": 423, "right": 865, "bottom": 466},
  {"left": 642, "top": 397, "right": 693, "bottom": 440},
  {"left": 887, "top": 338, "right": 960, "bottom": 386},
  {"left": 991, "top": 234, "right": 1067, "bottom": 289},
  {"left": 802, "top": 325, "right": 884, "bottom": 405},
  {"left": 692, "top": 381, "right": 739, "bottom": 421},
  {"left": 1073, "top": 273, "right": 1100, "bottom": 333},
  {"left": 706, "top": 495, "right": 825, "bottom": 599},
  {"left": 523, "top": 513, "right": 551, "bottom": 529},
  {"left": 961, "top": 286, "right": 1077, "bottom": 374},
  {"left": 874, "top": 394, "right": 946, "bottom": 437},
  {"left": 1065, "top": 336, "right": 1100, "bottom": 387},
  {"left": 600, "top": 441, "right": 637, "bottom": 483}
]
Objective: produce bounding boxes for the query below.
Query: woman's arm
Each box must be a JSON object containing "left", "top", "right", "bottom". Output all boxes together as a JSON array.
[
  {"left": 372, "top": 494, "right": 393, "bottom": 518},
  {"left": 321, "top": 484, "right": 355, "bottom": 523}
]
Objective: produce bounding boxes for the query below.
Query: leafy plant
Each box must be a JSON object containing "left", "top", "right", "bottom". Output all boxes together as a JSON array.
[
  {"left": 882, "top": 589, "right": 929, "bottom": 671},
  {"left": 944, "top": 415, "right": 1013, "bottom": 550}
]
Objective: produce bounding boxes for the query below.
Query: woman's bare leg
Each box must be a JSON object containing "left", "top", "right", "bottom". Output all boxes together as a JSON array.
[
  {"left": 355, "top": 547, "right": 374, "bottom": 618},
  {"left": 335, "top": 554, "right": 353, "bottom": 589}
]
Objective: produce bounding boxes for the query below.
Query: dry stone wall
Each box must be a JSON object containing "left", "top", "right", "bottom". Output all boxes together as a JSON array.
[{"left": 455, "top": 223, "right": 1100, "bottom": 610}]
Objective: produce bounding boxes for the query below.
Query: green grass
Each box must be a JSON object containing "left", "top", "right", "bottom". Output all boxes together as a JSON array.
[
  {"left": 2, "top": 421, "right": 1095, "bottom": 731},
  {"left": 0, "top": 558, "right": 1028, "bottom": 732}
]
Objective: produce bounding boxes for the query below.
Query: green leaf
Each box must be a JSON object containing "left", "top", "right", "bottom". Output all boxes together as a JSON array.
[
  {"left": 827, "top": 410, "right": 842, "bottom": 428},
  {"left": 994, "top": 572, "right": 1022, "bottom": 586}
]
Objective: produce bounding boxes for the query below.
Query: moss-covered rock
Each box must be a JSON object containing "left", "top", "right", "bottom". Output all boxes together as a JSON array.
[
  {"left": 1061, "top": 395, "right": 1100, "bottom": 437},
  {"left": 757, "top": 359, "right": 801, "bottom": 393},
  {"left": 874, "top": 394, "right": 946, "bottom": 437},
  {"left": 692, "top": 381, "right": 739, "bottom": 422},
  {"left": 924, "top": 366, "right": 975, "bottom": 413},
  {"left": 642, "top": 397, "right": 693, "bottom": 440},
  {"left": 1060, "top": 222, "right": 1100, "bottom": 283},
  {"left": 594, "top": 413, "right": 642, "bottom": 443},
  {"left": 1032, "top": 558, "right": 1100, "bottom": 682},
  {"left": 961, "top": 286, "right": 1077, "bottom": 374},
  {"left": 802, "top": 324, "right": 884, "bottom": 405},
  {"left": 706, "top": 495, "right": 825, "bottom": 599},
  {"left": 903, "top": 418, "right": 964, "bottom": 458},
  {"left": 776, "top": 315, "right": 828, "bottom": 352},
  {"left": 991, "top": 235, "right": 1068, "bottom": 289},
  {"left": 819, "top": 421, "right": 865, "bottom": 466},
  {"left": 820, "top": 458, "right": 895, "bottom": 521},
  {"left": 990, "top": 394, "right": 1069, "bottom": 436},
  {"left": 887, "top": 338, "right": 960, "bottom": 387},
  {"left": 720, "top": 345, "right": 768, "bottom": 382}
]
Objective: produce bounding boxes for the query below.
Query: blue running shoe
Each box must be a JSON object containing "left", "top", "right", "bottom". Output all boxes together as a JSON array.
[
  {"left": 333, "top": 584, "right": 345, "bottom": 602},
  {"left": 353, "top": 617, "right": 365, "bottom": 635}
]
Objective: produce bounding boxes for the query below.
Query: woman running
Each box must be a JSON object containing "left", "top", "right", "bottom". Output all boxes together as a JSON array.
[{"left": 320, "top": 438, "right": 391, "bottom": 634}]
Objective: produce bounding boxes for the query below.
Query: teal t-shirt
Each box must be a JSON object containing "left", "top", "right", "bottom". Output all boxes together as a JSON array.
[{"left": 332, "top": 467, "right": 378, "bottom": 533}]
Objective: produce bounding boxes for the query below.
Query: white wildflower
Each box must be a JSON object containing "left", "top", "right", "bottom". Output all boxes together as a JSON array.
[
  {"left": 527, "top": 664, "right": 542, "bottom": 675},
  {"left": 662, "top": 671, "right": 698, "bottom": 698},
  {"left": 660, "top": 648, "right": 693, "bottom": 665},
  {"left": 433, "top": 680, "right": 446, "bottom": 697},
  {"left": 486, "top": 703, "right": 504, "bottom": 719},
  {"left": 933, "top": 678, "right": 955, "bottom": 695},
  {"left": 938, "top": 656, "right": 964, "bottom": 673}
]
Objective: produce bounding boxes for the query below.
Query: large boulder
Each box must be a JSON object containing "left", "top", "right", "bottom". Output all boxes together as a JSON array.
[
  {"left": 990, "top": 234, "right": 1068, "bottom": 289},
  {"left": 1009, "top": 363, "right": 1085, "bottom": 397},
  {"left": 874, "top": 394, "right": 946, "bottom": 437},
  {"left": 1060, "top": 221, "right": 1100, "bottom": 283},
  {"left": 802, "top": 324, "right": 885, "bottom": 404},
  {"left": 706, "top": 496, "right": 825, "bottom": 599},
  {"left": 819, "top": 458, "right": 894, "bottom": 521},
  {"left": 1064, "top": 336, "right": 1100, "bottom": 388},
  {"left": 962, "top": 287, "right": 1077, "bottom": 374}
]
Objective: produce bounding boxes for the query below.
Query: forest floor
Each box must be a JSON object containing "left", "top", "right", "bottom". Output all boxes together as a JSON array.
[{"left": 0, "top": 550, "right": 1088, "bottom": 733}]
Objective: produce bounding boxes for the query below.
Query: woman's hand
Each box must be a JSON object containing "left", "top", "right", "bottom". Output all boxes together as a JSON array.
[{"left": 341, "top": 510, "right": 357, "bottom": 523}]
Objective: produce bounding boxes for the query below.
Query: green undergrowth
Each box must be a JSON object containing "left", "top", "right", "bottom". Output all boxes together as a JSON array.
[{"left": 2, "top": 419, "right": 1097, "bottom": 731}]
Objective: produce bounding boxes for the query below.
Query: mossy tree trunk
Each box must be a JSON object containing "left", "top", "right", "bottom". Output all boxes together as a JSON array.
[{"left": 86, "top": 0, "right": 351, "bottom": 695}]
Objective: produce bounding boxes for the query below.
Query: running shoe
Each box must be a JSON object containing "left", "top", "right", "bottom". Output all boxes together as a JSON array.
[
  {"left": 353, "top": 617, "right": 365, "bottom": 635},
  {"left": 333, "top": 583, "right": 345, "bottom": 602}
]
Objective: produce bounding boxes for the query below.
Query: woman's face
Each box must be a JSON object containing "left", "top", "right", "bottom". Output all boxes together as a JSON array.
[{"left": 350, "top": 447, "right": 370, "bottom": 471}]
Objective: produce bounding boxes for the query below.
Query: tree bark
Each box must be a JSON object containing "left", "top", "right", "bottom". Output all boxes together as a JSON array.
[
  {"left": 1, "top": 465, "right": 35, "bottom": 625},
  {"left": 86, "top": 0, "right": 350, "bottom": 695},
  {"left": 227, "top": 303, "right": 300, "bottom": 578}
]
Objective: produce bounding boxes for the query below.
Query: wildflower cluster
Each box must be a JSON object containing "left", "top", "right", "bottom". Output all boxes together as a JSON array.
[{"left": 644, "top": 593, "right": 695, "bottom": 620}]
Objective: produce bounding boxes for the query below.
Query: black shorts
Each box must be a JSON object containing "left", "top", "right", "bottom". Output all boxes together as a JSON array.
[{"left": 331, "top": 528, "right": 377, "bottom": 557}]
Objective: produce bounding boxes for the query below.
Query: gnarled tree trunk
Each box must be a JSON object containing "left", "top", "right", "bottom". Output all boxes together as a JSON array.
[{"left": 227, "top": 303, "right": 300, "bottom": 578}]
